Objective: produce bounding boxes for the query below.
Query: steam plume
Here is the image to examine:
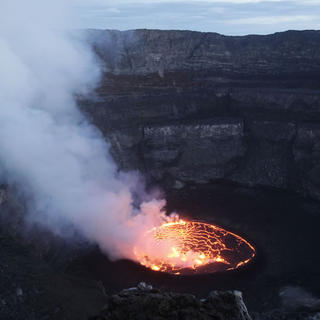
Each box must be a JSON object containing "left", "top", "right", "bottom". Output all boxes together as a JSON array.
[{"left": 0, "top": 0, "right": 165, "bottom": 260}]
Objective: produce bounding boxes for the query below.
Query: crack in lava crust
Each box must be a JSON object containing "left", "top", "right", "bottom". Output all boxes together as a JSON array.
[{"left": 133, "top": 220, "right": 256, "bottom": 275}]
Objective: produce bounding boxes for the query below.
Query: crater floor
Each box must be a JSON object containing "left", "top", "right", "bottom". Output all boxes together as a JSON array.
[{"left": 72, "top": 183, "right": 320, "bottom": 314}]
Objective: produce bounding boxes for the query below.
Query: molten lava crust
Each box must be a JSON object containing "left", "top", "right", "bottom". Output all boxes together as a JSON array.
[{"left": 134, "top": 220, "right": 255, "bottom": 275}]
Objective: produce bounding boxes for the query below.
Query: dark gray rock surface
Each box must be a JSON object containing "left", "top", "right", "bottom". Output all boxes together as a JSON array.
[
  {"left": 0, "top": 186, "right": 94, "bottom": 271},
  {"left": 0, "top": 185, "right": 7, "bottom": 206},
  {"left": 82, "top": 29, "right": 320, "bottom": 201},
  {"left": 0, "top": 224, "right": 106, "bottom": 320},
  {"left": 90, "top": 282, "right": 252, "bottom": 320},
  {"left": 90, "top": 283, "right": 320, "bottom": 320},
  {"left": 251, "top": 286, "right": 320, "bottom": 320}
]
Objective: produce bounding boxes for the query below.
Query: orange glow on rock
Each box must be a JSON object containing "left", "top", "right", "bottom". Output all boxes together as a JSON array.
[{"left": 134, "top": 220, "right": 255, "bottom": 275}]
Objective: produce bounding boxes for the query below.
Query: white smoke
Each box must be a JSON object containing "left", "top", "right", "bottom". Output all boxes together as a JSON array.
[{"left": 0, "top": 0, "right": 166, "bottom": 260}]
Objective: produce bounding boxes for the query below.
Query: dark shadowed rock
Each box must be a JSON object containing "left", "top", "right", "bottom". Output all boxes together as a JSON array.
[
  {"left": 293, "top": 124, "right": 320, "bottom": 199},
  {"left": 279, "top": 286, "right": 320, "bottom": 312},
  {"left": 0, "top": 186, "right": 94, "bottom": 271},
  {"left": 0, "top": 185, "right": 7, "bottom": 206},
  {"left": 251, "top": 287, "right": 320, "bottom": 320},
  {"left": 0, "top": 225, "right": 107, "bottom": 320},
  {"left": 90, "top": 282, "right": 252, "bottom": 320}
]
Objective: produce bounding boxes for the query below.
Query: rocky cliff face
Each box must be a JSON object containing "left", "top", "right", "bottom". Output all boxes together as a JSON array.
[{"left": 82, "top": 29, "right": 320, "bottom": 200}]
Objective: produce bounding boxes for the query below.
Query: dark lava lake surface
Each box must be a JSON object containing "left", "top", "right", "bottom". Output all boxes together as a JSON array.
[{"left": 69, "top": 184, "right": 320, "bottom": 312}]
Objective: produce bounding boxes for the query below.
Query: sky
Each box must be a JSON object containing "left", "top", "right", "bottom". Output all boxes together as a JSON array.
[{"left": 73, "top": 0, "right": 320, "bottom": 35}]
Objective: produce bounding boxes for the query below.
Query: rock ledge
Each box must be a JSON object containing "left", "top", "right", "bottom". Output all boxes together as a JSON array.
[{"left": 90, "top": 282, "right": 251, "bottom": 320}]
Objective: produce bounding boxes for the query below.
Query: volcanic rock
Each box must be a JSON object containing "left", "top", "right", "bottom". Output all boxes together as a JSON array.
[
  {"left": 0, "top": 224, "right": 106, "bottom": 320},
  {"left": 0, "top": 186, "right": 94, "bottom": 271},
  {"left": 0, "top": 185, "right": 7, "bottom": 206},
  {"left": 90, "top": 282, "right": 252, "bottom": 320},
  {"left": 82, "top": 29, "right": 320, "bottom": 201},
  {"left": 250, "top": 287, "right": 320, "bottom": 320},
  {"left": 279, "top": 287, "right": 320, "bottom": 313}
]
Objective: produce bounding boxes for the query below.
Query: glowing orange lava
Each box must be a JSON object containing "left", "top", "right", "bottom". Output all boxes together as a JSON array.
[{"left": 134, "top": 220, "right": 255, "bottom": 275}]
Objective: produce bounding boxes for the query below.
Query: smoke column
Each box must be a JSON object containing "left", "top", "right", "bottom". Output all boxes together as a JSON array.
[{"left": 0, "top": 0, "right": 166, "bottom": 260}]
